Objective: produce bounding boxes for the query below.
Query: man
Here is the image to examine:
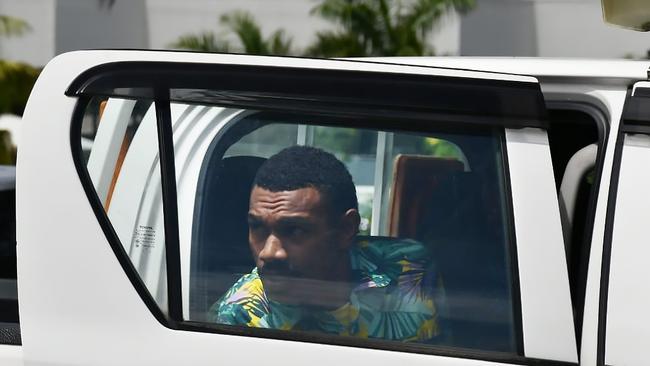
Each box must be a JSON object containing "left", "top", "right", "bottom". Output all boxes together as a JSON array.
[{"left": 211, "top": 145, "right": 443, "bottom": 342}]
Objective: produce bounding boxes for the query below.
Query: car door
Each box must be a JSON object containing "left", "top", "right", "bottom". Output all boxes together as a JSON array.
[
  {"left": 17, "top": 51, "right": 577, "bottom": 366},
  {"left": 596, "top": 81, "right": 650, "bottom": 366}
]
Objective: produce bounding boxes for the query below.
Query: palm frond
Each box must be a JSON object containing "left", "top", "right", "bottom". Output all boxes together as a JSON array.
[
  {"left": 310, "top": 0, "right": 352, "bottom": 25},
  {"left": 169, "top": 10, "right": 293, "bottom": 55},
  {"left": 0, "top": 60, "right": 40, "bottom": 115},
  {"left": 305, "top": 31, "right": 366, "bottom": 57},
  {"left": 405, "top": 0, "right": 475, "bottom": 31},
  {"left": 309, "top": 0, "right": 475, "bottom": 57},
  {"left": 267, "top": 30, "right": 293, "bottom": 55},
  {"left": 169, "top": 32, "right": 231, "bottom": 52},
  {"left": 221, "top": 11, "right": 267, "bottom": 54},
  {"left": 0, "top": 15, "right": 30, "bottom": 37}
]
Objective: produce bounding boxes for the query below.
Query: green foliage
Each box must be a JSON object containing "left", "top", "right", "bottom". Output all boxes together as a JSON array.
[
  {"left": 0, "top": 60, "right": 40, "bottom": 116},
  {"left": 170, "top": 1, "right": 474, "bottom": 57},
  {"left": 0, "top": 15, "right": 30, "bottom": 37},
  {"left": 0, "top": 15, "right": 38, "bottom": 119},
  {"left": 266, "top": 30, "right": 293, "bottom": 56},
  {"left": 0, "top": 130, "right": 13, "bottom": 165},
  {"left": 170, "top": 11, "right": 293, "bottom": 55},
  {"left": 420, "top": 137, "right": 463, "bottom": 159},
  {"left": 172, "top": 32, "right": 231, "bottom": 53},
  {"left": 314, "top": 127, "right": 376, "bottom": 162},
  {"left": 306, "top": 0, "right": 475, "bottom": 57}
]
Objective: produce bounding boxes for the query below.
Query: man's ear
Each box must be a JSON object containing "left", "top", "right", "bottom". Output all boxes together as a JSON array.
[{"left": 339, "top": 208, "right": 361, "bottom": 249}]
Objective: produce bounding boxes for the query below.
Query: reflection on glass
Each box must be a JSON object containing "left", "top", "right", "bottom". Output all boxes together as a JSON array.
[
  {"left": 190, "top": 116, "right": 516, "bottom": 353},
  {"left": 211, "top": 145, "right": 442, "bottom": 342},
  {"left": 312, "top": 126, "right": 377, "bottom": 236},
  {"left": 225, "top": 123, "right": 298, "bottom": 158},
  {"left": 82, "top": 97, "right": 168, "bottom": 312}
]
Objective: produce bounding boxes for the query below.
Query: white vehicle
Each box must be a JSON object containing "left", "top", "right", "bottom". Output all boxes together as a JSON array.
[{"left": 2, "top": 50, "right": 650, "bottom": 366}]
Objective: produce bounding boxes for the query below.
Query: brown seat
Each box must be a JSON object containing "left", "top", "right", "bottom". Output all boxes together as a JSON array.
[
  {"left": 389, "top": 154, "right": 516, "bottom": 351},
  {"left": 388, "top": 154, "right": 464, "bottom": 239}
]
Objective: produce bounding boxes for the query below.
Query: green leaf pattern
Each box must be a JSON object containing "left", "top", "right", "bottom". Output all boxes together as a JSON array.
[{"left": 212, "top": 237, "right": 442, "bottom": 342}]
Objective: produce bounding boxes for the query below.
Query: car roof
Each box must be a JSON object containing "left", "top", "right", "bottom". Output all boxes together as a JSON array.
[{"left": 359, "top": 57, "right": 650, "bottom": 84}]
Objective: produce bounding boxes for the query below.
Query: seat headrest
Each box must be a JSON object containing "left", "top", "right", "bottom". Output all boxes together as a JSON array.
[{"left": 388, "top": 155, "right": 464, "bottom": 239}]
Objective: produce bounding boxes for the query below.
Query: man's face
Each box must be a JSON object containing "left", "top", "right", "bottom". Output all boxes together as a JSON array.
[{"left": 247, "top": 186, "right": 353, "bottom": 305}]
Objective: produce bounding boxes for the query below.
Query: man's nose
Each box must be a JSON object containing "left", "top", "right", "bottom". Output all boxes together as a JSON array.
[{"left": 258, "top": 234, "right": 287, "bottom": 263}]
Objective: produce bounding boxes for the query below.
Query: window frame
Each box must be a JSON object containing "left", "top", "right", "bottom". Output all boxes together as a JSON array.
[
  {"left": 544, "top": 100, "right": 610, "bottom": 350},
  {"left": 600, "top": 86, "right": 650, "bottom": 366},
  {"left": 189, "top": 113, "right": 522, "bottom": 352},
  {"left": 68, "top": 61, "right": 577, "bottom": 365}
]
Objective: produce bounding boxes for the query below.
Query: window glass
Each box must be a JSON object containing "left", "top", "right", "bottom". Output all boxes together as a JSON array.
[
  {"left": 81, "top": 97, "right": 168, "bottom": 313},
  {"left": 187, "top": 112, "right": 517, "bottom": 353},
  {"left": 77, "top": 96, "right": 518, "bottom": 354},
  {"left": 225, "top": 122, "right": 298, "bottom": 158},
  {"left": 312, "top": 126, "right": 378, "bottom": 235}
]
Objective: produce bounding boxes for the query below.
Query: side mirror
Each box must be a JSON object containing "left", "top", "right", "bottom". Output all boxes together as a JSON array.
[{"left": 602, "top": 0, "right": 650, "bottom": 31}]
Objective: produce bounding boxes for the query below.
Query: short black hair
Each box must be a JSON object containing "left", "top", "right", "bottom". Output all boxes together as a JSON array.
[{"left": 253, "top": 145, "right": 358, "bottom": 215}]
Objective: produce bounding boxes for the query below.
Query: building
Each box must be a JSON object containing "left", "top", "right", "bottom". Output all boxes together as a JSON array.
[
  {"left": 0, "top": 0, "right": 147, "bottom": 66},
  {"left": 0, "top": 0, "right": 646, "bottom": 68},
  {"left": 460, "top": 0, "right": 650, "bottom": 58}
]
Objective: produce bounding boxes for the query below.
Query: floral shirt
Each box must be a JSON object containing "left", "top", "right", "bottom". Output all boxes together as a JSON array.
[{"left": 210, "top": 237, "right": 443, "bottom": 342}]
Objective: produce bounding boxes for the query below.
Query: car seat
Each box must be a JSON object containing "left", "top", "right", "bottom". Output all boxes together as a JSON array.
[
  {"left": 190, "top": 155, "right": 265, "bottom": 321},
  {"left": 388, "top": 154, "right": 515, "bottom": 351}
]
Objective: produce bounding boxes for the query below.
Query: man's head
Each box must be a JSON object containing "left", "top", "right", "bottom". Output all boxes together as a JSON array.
[{"left": 247, "top": 146, "right": 360, "bottom": 305}]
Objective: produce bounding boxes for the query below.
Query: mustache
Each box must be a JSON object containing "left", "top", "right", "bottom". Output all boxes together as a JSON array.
[{"left": 258, "top": 261, "right": 302, "bottom": 278}]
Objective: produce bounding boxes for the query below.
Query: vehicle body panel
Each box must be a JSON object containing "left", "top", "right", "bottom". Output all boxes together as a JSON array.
[{"left": 9, "top": 50, "right": 650, "bottom": 366}]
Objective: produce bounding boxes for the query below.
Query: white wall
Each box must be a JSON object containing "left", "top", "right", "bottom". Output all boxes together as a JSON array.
[
  {"left": 460, "top": 0, "right": 538, "bottom": 56},
  {"left": 0, "top": 0, "right": 55, "bottom": 66},
  {"left": 535, "top": 0, "right": 649, "bottom": 58},
  {"left": 431, "top": 11, "right": 461, "bottom": 56},
  {"left": 56, "top": 0, "right": 148, "bottom": 55},
  {"left": 459, "top": 0, "right": 650, "bottom": 58},
  {"left": 0, "top": 0, "right": 148, "bottom": 66}
]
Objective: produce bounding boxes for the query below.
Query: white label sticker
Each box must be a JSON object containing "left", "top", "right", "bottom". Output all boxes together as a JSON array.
[{"left": 133, "top": 225, "right": 157, "bottom": 249}]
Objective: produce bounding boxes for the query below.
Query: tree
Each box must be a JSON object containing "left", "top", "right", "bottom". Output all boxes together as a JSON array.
[
  {"left": 0, "top": 60, "right": 40, "bottom": 116},
  {"left": 0, "top": 15, "right": 30, "bottom": 37},
  {"left": 0, "top": 44, "right": 40, "bottom": 164},
  {"left": 0, "top": 14, "right": 37, "bottom": 164},
  {"left": 0, "top": 14, "right": 38, "bottom": 117},
  {"left": 171, "top": 11, "right": 293, "bottom": 55},
  {"left": 172, "top": 32, "right": 231, "bottom": 53},
  {"left": 306, "top": 0, "right": 475, "bottom": 57}
]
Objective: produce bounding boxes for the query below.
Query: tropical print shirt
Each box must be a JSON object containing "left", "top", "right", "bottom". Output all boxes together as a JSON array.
[{"left": 210, "top": 237, "right": 443, "bottom": 343}]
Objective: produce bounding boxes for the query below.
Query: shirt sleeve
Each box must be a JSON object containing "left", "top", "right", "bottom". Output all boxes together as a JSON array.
[{"left": 208, "top": 270, "right": 269, "bottom": 327}]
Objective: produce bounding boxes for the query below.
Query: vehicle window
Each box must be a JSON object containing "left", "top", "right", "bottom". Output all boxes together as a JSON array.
[
  {"left": 70, "top": 62, "right": 552, "bottom": 359},
  {"left": 187, "top": 111, "right": 518, "bottom": 353},
  {"left": 80, "top": 97, "right": 169, "bottom": 313}
]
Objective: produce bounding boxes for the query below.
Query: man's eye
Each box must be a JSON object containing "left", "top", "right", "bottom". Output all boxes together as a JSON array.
[
  {"left": 289, "top": 226, "right": 307, "bottom": 236},
  {"left": 248, "top": 221, "right": 264, "bottom": 232},
  {"left": 284, "top": 226, "right": 305, "bottom": 237}
]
